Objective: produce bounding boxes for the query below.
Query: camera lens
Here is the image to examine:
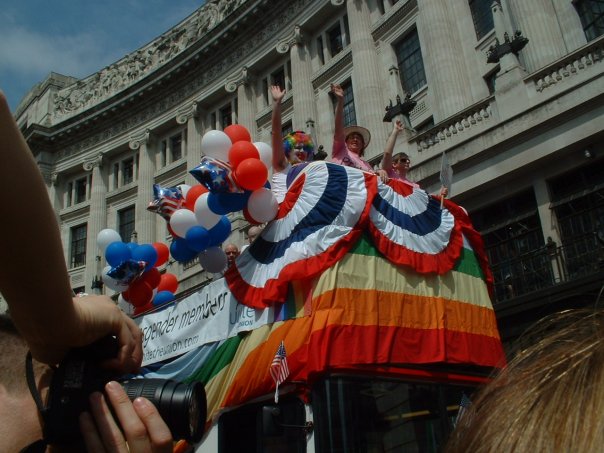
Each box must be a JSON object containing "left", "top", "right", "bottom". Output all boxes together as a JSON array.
[{"left": 121, "top": 378, "right": 207, "bottom": 443}]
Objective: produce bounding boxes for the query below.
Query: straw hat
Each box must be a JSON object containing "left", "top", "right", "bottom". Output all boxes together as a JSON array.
[{"left": 343, "top": 125, "right": 371, "bottom": 148}]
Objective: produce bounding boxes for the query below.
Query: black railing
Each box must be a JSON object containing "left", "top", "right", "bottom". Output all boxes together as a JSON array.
[{"left": 490, "top": 234, "right": 604, "bottom": 304}]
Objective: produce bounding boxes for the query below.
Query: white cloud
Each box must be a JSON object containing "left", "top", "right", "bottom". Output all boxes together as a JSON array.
[{"left": 0, "top": 25, "right": 123, "bottom": 79}]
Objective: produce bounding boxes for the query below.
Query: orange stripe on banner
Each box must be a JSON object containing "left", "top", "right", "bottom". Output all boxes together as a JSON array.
[{"left": 310, "top": 288, "right": 501, "bottom": 339}]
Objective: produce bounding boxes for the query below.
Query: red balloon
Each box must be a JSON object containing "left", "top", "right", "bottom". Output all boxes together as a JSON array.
[
  {"left": 167, "top": 223, "right": 180, "bottom": 239},
  {"left": 128, "top": 280, "right": 153, "bottom": 307},
  {"left": 185, "top": 185, "right": 208, "bottom": 211},
  {"left": 158, "top": 273, "right": 179, "bottom": 294},
  {"left": 139, "top": 267, "right": 161, "bottom": 288},
  {"left": 224, "top": 124, "right": 251, "bottom": 143},
  {"left": 152, "top": 242, "right": 170, "bottom": 267},
  {"left": 134, "top": 301, "right": 154, "bottom": 316},
  {"left": 234, "top": 158, "right": 268, "bottom": 191},
  {"left": 228, "top": 141, "right": 260, "bottom": 169}
]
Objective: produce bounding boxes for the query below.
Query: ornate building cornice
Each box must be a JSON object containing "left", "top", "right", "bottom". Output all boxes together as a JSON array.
[
  {"left": 129, "top": 129, "right": 153, "bottom": 150},
  {"left": 52, "top": 0, "right": 250, "bottom": 120},
  {"left": 225, "top": 67, "right": 251, "bottom": 93},
  {"left": 176, "top": 101, "right": 200, "bottom": 124},
  {"left": 276, "top": 25, "right": 304, "bottom": 54}
]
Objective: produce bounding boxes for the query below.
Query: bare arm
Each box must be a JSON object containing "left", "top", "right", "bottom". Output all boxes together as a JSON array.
[
  {"left": 270, "top": 85, "right": 288, "bottom": 172},
  {"left": 0, "top": 90, "right": 141, "bottom": 371},
  {"left": 331, "top": 84, "right": 345, "bottom": 144},
  {"left": 381, "top": 119, "right": 404, "bottom": 171}
]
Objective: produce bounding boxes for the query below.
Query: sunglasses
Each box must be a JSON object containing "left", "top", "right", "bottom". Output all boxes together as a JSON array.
[{"left": 394, "top": 158, "right": 410, "bottom": 164}]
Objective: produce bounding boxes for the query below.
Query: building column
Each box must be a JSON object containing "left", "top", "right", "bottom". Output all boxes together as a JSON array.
[
  {"left": 316, "top": 87, "right": 335, "bottom": 156},
  {"left": 177, "top": 102, "right": 203, "bottom": 186},
  {"left": 551, "top": 0, "right": 587, "bottom": 52},
  {"left": 130, "top": 129, "right": 156, "bottom": 244},
  {"left": 226, "top": 67, "right": 257, "bottom": 138},
  {"left": 491, "top": 1, "right": 530, "bottom": 120},
  {"left": 83, "top": 154, "right": 107, "bottom": 294},
  {"left": 505, "top": 0, "right": 567, "bottom": 71},
  {"left": 345, "top": 0, "right": 389, "bottom": 160},
  {"left": 277, "top": 25, "right": 317, "bottom": 133},
  {"left": 533, "top": 178, "right": 563, "bottom": 283},
  {"left": 416, "top": 0, "right": 473, "bottom": 121}
]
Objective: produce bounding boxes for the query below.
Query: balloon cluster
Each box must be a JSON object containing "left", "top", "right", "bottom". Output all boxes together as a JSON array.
[
  {"left": 97, "top": 229, "right": 177, "bottom": 315},
  {"left": 191, "top": 124, "right": 279, "bottom": 225}
]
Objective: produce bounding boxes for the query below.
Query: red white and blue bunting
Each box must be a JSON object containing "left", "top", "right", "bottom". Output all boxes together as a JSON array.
[{"left": 226, "top": 162, "right": 476, "bottom": 308}]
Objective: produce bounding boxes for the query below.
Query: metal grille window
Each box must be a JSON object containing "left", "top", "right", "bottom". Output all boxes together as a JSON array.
[
  {"left": 74, "top": 176, "right": 88, "bottom": 204},
  {"left": 575, "top": 0, "right": 604, "bottom": 41},
  {"left": 271, "top": 67, "right": 285, "bottom": 89},
  {"left": 395, "top": 29, "right": 427, "bottom": 95},
  {"left": 118, "top": 206, "right": 136, "bottom": 243},
  {"left": 469, "top": 0, "right": 495, "bottom": 40},
  {"left": 471, "top": 189, "right": 548, "bottom": 302},
  {"left": 70, "top": 224, "right": 87, "bottom": 268}
]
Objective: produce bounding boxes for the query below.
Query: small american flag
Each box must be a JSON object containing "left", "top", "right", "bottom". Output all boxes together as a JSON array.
[{"left": 270, "top": 341, "right": 289, "bottom": 403}]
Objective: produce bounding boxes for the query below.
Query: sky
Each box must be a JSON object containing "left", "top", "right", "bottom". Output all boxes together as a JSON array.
[{"left": 0, "top": 1, "right": 205, "bottom": 112}]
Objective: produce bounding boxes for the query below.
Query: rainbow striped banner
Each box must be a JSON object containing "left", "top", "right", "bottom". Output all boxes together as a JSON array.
[{"left": 140, "top": 234, "right": 504, "bottom": 425}]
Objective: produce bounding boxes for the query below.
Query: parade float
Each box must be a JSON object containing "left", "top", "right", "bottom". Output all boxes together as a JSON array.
[{"left": 99, "top": 126, "right": 505, "bottom": 452}]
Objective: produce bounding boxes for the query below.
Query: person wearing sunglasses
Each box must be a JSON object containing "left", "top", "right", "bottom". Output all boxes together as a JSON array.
[{"left": 381, "top": 119, "right": 447, "bottom": 197}]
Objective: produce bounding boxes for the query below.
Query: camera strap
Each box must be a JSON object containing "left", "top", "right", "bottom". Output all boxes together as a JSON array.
[{"left": 25, "top": 352, "right": 50, "bottom": 451}]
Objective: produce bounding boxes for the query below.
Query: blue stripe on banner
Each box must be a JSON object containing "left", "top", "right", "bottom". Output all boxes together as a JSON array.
[
  {"left": 372, "top": 191, "right": 443, "bottom": 236},
  {"left": 249, "top": 163, "right": 349, "bottom": 264}
]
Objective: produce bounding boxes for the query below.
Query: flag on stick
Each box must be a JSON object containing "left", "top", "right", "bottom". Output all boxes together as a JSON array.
[
  {"left": 270, "top": 341, "right": 289, "bottom": 403},
  {"left": 440, "top": 151, "right": 453, "bottom": 208}
]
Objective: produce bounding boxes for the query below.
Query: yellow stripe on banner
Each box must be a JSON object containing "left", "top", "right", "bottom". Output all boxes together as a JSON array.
[{"left": 313, "top": 251, "right": 493, "bottom": 309}]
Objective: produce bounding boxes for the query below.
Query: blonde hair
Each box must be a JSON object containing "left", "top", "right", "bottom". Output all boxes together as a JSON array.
[{"left": 446, "top": 309, "right": 604, "bottom": 453}]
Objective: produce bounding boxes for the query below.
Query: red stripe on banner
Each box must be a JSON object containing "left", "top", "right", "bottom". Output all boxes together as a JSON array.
[
  {"left": 367, "top": 216, "right": 464, "bottom": 275},
  {"left": 222, "top": 323, "right": 505, "bottom": 408}
]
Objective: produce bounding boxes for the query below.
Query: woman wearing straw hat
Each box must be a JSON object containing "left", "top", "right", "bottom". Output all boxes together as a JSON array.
[{"left": 330, "top": 83, "right": 388, "bottom": 182}]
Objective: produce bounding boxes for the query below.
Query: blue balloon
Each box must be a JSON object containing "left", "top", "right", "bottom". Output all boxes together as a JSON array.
[
  {"left": 185, "top": 226, "right": 210, "bottom": 252},
  {"left": 105, "top": 241, "right": 132, "bottom": 267},
  {"left": 170, "top": 238, "right": 198, "bottom": 262},
  {"left": 153, "top": 290, "right": 175, "bottom": 306},
  {"left": 207, "top": 216, "right": 232, "bottom": 246},
  {"left": 126, "top": 242, "right": 139, "bottom": 254},
  {"left": 207, "top": 192, "right": 230, "bottom": 215},
  {"left": 132, "top": 243, "right": 158, "bottom": 270}
]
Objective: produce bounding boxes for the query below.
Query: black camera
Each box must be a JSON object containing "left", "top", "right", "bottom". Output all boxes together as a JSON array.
[{"left": 42, "top": 337, "right": 206, "bottom": 446}]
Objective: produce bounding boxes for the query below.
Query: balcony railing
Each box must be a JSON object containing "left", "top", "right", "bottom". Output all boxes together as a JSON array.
[{"left": 490, "top": 234, "right": 604, "bottom": 304}]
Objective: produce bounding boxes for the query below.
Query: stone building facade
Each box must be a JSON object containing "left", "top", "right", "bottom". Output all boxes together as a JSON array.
[{"left": 14, "top": 0, "right": 604, "bottom": 339}]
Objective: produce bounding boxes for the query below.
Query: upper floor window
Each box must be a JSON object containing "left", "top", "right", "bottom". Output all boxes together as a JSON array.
[
  {"left": 70, "top": 224, "right": 87, "bottom": 268},
  {"left": 220, "top": 104, "right": 233, "bottom": 129},
  {"left": 395, "top": 28, "right": 427, "bottom": 95},
  {"left": 317, "top": 15, "right": 349, "bottom": 64},
  {"left": 65, "top": 174, "right": 92, "bottom": 208},
  {"left": 112, "top": 153, "right": 139, "bottom": 190},
  {"left": 118, "top": 206, "right": 136, "bottom": 243},
  {"left": 469, "top": 0, "right": 495, "bottom": 40},
  {"left": 575, "top": 0, "right": 604, "bottom": 41},
  {"left": 160, "top": 130, "right": 186, "bottom": 167}
]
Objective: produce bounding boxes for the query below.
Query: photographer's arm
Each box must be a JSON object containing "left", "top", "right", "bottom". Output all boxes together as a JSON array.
[
  {"left": 80, "top": 381, "right": 173, "bottom": 453},
  {"left": 0, "top": 90, "right": 141, "bottom": 372}
]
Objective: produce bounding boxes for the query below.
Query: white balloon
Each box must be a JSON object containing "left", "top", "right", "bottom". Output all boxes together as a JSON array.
[
  {"left": 101, "top": 265, "right": 130, "bottom": 292},
  {"left": 97, "top": 229, "right": 122, "bottom": 253},
  {"left": 178, "top": 184, "right": 191, "bottom": 198},
  {"left": 169, "top": 209, "right": 198, "bottom": 238},
  {"left": 248, "top": 188, "right": 279, "bottom": 223},
  {"left": 201, "top": 130, "right": 232, "bottom": 161},
  {"left": 194, "top": 192, "right": 222, "bottom": 229},
  {"left": 198, "top": 246, "right": 228, "bottom": 273},
  {"left": 253, "top": 141, "right": 272, "bottom": 172}
]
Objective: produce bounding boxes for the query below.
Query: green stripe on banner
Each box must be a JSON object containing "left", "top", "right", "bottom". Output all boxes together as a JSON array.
[
  {"left": 185, "top": 335, "right": 242, "bottom": 385},
  {"left": 454, "top": 246, "right": 485, "bottom": 280},
  {"left": 351, "top": 234, "right": 485, "bottom": 281}
]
